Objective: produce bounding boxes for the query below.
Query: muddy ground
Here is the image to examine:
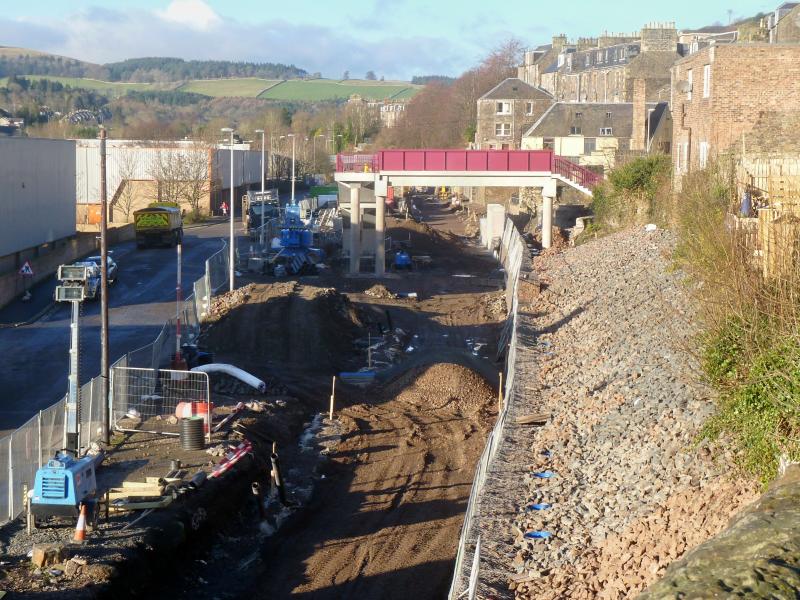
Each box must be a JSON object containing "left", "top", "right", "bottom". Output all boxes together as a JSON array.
[{"left": 122, "top": 196, "right": 510, "bottom": 599}]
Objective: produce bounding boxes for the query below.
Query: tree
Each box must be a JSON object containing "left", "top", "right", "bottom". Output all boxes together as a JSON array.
[
  {"left": 342, "top": 70, "right": 350, "bottom": 80},
  {"left": 365, "top": 70, "right": 377, "bottom": 81},
  {"left": 148, "top": 143, "right": 212, "bottom": 218},
  {"left": 113, "top": 148, "right": 141, "bottom": 222}
]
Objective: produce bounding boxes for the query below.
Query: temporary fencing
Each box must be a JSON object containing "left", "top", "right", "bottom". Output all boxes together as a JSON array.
[
  {"left": 111, "top": 367, "right": 211, "bottom": 440},
  {"left": 0, "top": 240, "right": 229, "bottom": 523},
  {"left": 449, "top": 218, "right": 528, "bottom": 600}
]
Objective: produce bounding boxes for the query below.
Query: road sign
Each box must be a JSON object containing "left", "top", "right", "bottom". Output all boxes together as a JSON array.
[{"left": 19, "top": 261, "right": 34, "bottom": 276}]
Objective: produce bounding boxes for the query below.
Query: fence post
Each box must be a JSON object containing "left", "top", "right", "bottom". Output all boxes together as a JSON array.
[
  {"left": 8, "top": 434, "right": 13, "bottom": 520},
  {"left": 38, "top": 410, "right": 43, "bottom": 468},
  {"left": 87, "top": 379, "right": 94, "bottom": 448}
]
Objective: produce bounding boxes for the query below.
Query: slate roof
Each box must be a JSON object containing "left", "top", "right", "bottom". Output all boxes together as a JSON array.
[
  {"left": 523, "top": 101, "right": 668, "bottom": 141},
  {"left": 479, "top": 78, "right": 553, "bottom": 101}
]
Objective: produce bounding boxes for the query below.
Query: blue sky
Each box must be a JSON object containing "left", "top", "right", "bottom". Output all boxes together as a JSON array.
[{"left": 0, "top": 0, "right": 778, "bottom": 80}]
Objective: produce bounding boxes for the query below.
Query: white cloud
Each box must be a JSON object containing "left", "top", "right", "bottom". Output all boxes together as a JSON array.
[
  {"left": 156, "top": 0, "right": 222, "bottom": 31},
  {"left": 0, "top": 6, "right": 471, "bottom": 80}
]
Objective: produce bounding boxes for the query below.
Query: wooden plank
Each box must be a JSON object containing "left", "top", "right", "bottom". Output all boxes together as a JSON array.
[
  {"left": 515, "top": 413, "right": 549, "bottom": 426},
  {"left": 122, "top": 481, "right": 160, "bottom": 489}
]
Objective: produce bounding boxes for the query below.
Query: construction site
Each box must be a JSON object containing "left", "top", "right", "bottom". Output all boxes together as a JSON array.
[{"left": 0, "top": 180, "right": 525, "bottom": 599}]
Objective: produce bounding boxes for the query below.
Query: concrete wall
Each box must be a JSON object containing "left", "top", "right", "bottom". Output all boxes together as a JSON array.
[
  {"left": 0, "top": 138, "right": 76, "bottom": 258},
  {"left": 0, "top": 225, "right": 134, "bottom": 310}
]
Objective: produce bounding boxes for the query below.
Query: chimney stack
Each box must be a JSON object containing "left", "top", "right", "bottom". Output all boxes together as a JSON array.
[{"left": 632, "top": 78, "right": 647, "bottom": 151}]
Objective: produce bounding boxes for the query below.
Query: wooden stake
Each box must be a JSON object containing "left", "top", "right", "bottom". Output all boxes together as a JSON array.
[
  {"left": 498, "top": 372, "right": 504, "bottom": 413},
  {"left": 329, "top": 375, "right": 337, "bottom": 420}
]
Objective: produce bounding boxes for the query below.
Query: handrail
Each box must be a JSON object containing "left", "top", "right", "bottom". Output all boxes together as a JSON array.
[{"left": 553, "top": 156, "right": 602, "bottom": 190}]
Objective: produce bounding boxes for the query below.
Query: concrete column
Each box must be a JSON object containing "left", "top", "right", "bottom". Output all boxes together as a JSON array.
[
  {"left": 542, "top": 194, "right": 553, "bottom": 249},
  {"left": 349, "top": 184, "right": 361, "bottom": 274},
  {"left": 375, "top": 194, "right": 386, "bottom": 277}
]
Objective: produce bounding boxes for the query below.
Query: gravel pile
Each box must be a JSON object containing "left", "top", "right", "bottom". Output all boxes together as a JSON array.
[
  {"left": 480, "top": 291, "right": 507, "bottom": 321},
  {"left": 475, "top": 228, "right": 759, "bottom": 599},
  {"left": 384, "top": 363, "right": 496, "bottom": 417},
  {"left": 364, "top": 284, "right": 397, "bottom": 299}
]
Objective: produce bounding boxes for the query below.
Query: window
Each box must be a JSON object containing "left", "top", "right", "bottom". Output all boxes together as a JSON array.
[
  {"left": 682, "top": 142, "right": 689, "bottom": 173},
  {"left": 584, "top": 137, "right": 596, "bottom": 154},
  {"left": 687, "top": 69, "right": 693, "bottom": 100},
  {"left": 525, "top": 102, "right": 534, "bottom": 115},
  {"left": 703, "top": 64, "right": 711, "bottom": 98},
  {"left": 543, "top": 137, "right": 555, "bottom": 150},
  {"left": 699, "top": 141, "right": 709, "bottom": 167},
  {"left": 496, "top": 101, "right": 511, "bottom": 114},
  {"left": 606, "top": 111, "right": 612, "bottom": 119},
  {"left": 575, "top": 111, "right": 583, "bottom": 118},
  {"left": 569, "top": 126, "right": 582, "bottom": 135},
  {"left": 495, "top": 123, "right": 511, "bottom": 136},
  {"left": 600, "top": 127, "right": 613, "bottom": 136}
]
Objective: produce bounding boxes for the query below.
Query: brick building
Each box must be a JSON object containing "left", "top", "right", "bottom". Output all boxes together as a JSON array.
[
  {"left": 518, "top": 23, "right": 679, "bottom": 104},
  {"left": 770, "top": 2, "right": 800, "bottom": 44},
  {"left": 474, "top": 78, "right": 553, "bottom": 149},
  {"left": 670, "top": 44, "right": 800, "bottom": 186}
]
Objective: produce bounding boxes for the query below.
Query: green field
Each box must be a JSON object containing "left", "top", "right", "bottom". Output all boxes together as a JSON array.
[
  {"left": 258, "top": 79, "right": 418, "bottom": 101},
  {"left": 22, "top": 76, "right": 166, "bottom": 95},
  {"left": 177, "top": 78, "right": 279, "bottom": 97},
  {"left": 3, "top": 75, "right": 420, "bottom": 102}
]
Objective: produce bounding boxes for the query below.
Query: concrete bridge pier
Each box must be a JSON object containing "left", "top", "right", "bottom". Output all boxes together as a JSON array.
[
  {"left": 541, "top": 180, "right": 557, "bottom": 249},
  {"left": 375, "top": 176, "right": 387, "bottom": 277},
  {"left": 349, "top": 183, "right": 361, "bottom": 274}
]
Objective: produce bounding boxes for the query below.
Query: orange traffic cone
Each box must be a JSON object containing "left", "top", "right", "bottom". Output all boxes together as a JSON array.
[{"left": 74, "top": 503, "right": 87, "bottom": 543}]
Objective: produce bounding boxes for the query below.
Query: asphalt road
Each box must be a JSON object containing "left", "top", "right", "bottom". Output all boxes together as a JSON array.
[{"left": 0, "top": 219, "right": 243, "bottom": 435}]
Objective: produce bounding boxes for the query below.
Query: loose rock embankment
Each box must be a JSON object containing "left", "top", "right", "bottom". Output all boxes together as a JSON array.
[{"left": 474, "top": 228, "right": 759, "bottom": 599}]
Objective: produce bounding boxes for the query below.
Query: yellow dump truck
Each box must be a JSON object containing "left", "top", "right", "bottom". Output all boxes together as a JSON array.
[{"left": 133, "top": 206, "right": 183, "bottom": 248}]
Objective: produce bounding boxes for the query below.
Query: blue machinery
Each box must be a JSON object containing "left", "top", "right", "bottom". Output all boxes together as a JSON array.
[
  {"left": 272, "top": 205, "right": 325, "bottom": 275},
  {"left": 31, "top": 266, "right": 103, "bottom": 520}
]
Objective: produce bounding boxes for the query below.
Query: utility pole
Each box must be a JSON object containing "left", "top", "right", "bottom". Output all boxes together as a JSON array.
[{"left": 99, "top": 127, "right": 110, "bottom": 444}]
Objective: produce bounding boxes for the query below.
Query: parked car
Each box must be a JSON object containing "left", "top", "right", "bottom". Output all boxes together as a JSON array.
[{"left": 85, "top": 255, "right": 118, "bottom": 283}]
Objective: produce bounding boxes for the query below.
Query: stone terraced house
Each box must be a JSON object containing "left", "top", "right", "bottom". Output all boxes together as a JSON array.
[{"left": 474, "top": 78, "right": 554, "bottom": 150}]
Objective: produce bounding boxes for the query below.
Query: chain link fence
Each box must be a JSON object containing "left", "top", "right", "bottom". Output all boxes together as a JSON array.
[
  {"left": 0, "top": 241, "right": 229, "bottom": 523},
  {"left": 449, "top": 218, "right": 527, "bottom": 600}
]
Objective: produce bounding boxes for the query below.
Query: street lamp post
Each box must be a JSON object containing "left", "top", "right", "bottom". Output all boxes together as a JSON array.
[
  {"left": 221, "top": 127, "right": 235, "bottom": 292},
  {"left": 313, "top": 133, "right": 324, "bottom": 175},
  {"left": 255, "top": 129, "right": 266, "bottom": 245},
  {"left": 288, "top": 133, "right": 296, "bottom": 205}
]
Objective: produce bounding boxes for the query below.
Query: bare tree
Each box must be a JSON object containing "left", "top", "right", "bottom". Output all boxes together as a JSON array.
[
  {"left": 148, "top": 144, "right": 212, "bottom": 218},
  {"left": 179, "top": 144, "right": 211, "bottom": 218},
  {"left": 114, "top": 148, "right": 140, "bottom": 222},
  {"left": 149, "top": 147, "right": 186, "bottom": 206}
]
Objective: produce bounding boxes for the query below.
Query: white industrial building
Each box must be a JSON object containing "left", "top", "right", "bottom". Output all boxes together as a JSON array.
[{"left": 75, "top": 139, "right": 267, "bottom": 221}]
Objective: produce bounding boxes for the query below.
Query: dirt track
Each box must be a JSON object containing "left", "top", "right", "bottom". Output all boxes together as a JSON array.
[{"left": 257, "top": 363, "right": 495, "bottom": 599}]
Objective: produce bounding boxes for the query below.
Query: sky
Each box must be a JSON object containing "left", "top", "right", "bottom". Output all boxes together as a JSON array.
[{"left": 0, "top": 0, "right": 780, "bottom": 80}]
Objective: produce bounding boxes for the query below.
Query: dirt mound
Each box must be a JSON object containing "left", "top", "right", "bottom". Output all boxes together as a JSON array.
[
  {"left": 201, "top": 282, "right": 363, "bottom": 375},
  {"left": 206, "top": 283, "right": 256, "bottom": 321},
  {"left": 383, "top": 363, "right": 496, "bottom": 416},
  {"left": 480, "top": 291, "right": 507, "bottom": 321},
  {"left": 364, "top": 284, "right": 396, "bottom": 299}
]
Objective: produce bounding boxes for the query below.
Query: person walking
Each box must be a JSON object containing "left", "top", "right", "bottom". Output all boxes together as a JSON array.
[{"left": 221, "top": 201, "right": 228, "bottom": 217}]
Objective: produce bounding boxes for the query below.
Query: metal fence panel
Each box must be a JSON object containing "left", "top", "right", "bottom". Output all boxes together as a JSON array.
[
  {"left": 41, "top": 398, "right": 65, "bottom": 462},
  {"left": 111, "top": 367, "right": 210, "bottom": 438},
  {"left": 207, "top": 243, "right": 229, "bottom": 293},
  {"left": 9, "top": 416, "right": 39, "bottom": 520},
  {"left": 0, "top": 437, "right": 9, "bottom": 520}
]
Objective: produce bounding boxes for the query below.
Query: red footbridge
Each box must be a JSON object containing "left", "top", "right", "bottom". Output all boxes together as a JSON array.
[{"left": 335, "top": 149, "right": 601, "bottom": 194}]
